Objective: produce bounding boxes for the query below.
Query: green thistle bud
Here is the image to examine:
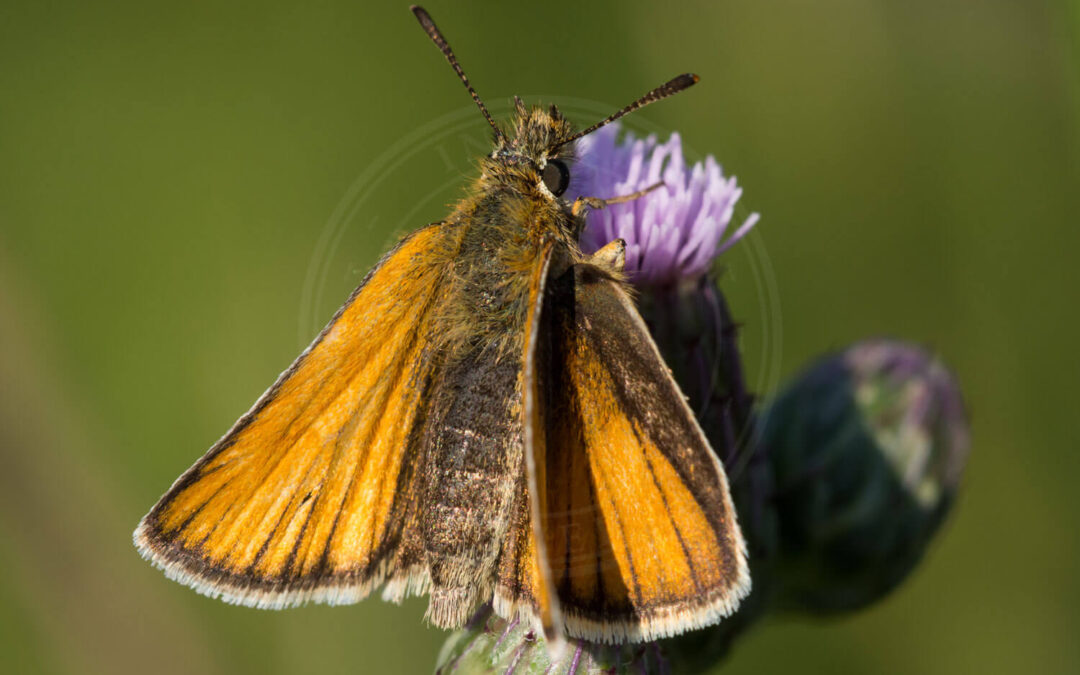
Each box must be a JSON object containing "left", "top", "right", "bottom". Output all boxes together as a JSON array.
[
  {"left": 765, "top": 339, "right": 970, "bottom": 614},
  {"left": 434, "top": 607, "right": 670, "bottom": 674}
]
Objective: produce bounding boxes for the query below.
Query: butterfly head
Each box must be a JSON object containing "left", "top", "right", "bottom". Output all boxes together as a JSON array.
[{"left": 483, "top": 99, "right": 577, "bottom": 199}]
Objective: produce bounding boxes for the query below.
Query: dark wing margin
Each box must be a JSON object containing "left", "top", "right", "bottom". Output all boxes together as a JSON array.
[
  {"left": 133, "top": 222, "right": 457, "bottom": 609},
  {"left": 541, "top": 263, "right": 750, "bottom": 643}
]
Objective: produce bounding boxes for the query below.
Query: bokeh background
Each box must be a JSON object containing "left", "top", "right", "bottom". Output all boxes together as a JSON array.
[{"left": 2, "top": 1, "right": 1077, "bottom": 673}]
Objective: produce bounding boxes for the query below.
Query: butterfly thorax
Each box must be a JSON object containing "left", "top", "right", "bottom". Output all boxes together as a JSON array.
[{"left": 432, "top": 105, "right": 583, "bottom": 361}]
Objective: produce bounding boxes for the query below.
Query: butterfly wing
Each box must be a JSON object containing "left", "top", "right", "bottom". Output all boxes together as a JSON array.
[
  {"left": 492, "top": 237, "right": 564, "bottom": 642},
  {"left": 134, "top": 222, "right": 456, "bottom": 608},
  {"left": 540, "top": 263, "right": 750, "bottom": 643}
]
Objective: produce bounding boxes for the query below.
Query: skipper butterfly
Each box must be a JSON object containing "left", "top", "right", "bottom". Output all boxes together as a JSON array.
[{"left": 134, "top": 5, "right": 749, "bottom": 646}]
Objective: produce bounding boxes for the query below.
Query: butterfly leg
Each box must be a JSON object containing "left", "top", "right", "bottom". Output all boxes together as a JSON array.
[{"left": 570, "top": 181, "right": 666, "bottom": 217}]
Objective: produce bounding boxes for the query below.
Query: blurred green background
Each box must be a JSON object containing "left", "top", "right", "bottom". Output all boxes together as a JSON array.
[{"left": 1, "top": 1, "right": 1077, "bottom": 673}]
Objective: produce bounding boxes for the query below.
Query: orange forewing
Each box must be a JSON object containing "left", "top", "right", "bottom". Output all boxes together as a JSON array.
[
  {"left": 540, "top": 264, "right": 750, "bottom": 643},
  {"left": 135, "top": 222, "right": 456, "bottom": 607}
]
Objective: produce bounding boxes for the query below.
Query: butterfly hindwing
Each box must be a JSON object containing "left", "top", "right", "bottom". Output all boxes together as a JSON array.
[
  {"left": 134, "top": 222, "right": 456, "bottom": 608},
  {"left": 540, "top": 263, "right": 750, "bottom": 643}
]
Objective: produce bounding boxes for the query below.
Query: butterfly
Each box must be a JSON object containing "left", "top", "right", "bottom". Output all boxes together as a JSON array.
[{"left": 134, "top": 5, "right": 749, "bottom": 646}]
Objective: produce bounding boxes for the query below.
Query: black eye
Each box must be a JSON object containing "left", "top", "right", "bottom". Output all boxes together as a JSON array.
[{"left": 541, "top": 159, "right": 570, "bottom": 197}]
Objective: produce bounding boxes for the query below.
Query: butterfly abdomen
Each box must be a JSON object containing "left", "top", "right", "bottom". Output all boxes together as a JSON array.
[{"left": 415, "top": 341, "right": 525, "bottom": 628}]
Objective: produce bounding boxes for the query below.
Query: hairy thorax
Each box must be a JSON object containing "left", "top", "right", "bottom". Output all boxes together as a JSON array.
[{"left": 433, "top": 176, "right": 580, "bottom": 361}]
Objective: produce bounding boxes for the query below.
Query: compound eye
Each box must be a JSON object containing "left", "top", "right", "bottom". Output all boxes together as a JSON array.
[{"left": 541, "top": 159, "right": 570, "bottom": 197}]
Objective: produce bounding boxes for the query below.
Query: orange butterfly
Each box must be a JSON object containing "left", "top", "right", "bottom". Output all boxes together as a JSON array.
[{"left": 134, "top": 5, "right": 749, "bottom": 646}]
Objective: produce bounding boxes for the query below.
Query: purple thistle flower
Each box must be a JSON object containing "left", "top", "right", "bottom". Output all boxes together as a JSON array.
[{"left": 569, "top": 123, "right": 759, "bottom": 286}]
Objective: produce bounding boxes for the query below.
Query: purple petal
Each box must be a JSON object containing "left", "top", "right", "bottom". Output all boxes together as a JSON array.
[{"left": 572, "top": 122, "right": 759, "bottom": 285}]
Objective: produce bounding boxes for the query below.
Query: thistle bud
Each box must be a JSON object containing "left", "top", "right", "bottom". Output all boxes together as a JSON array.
[
  {"left": 765, "top": 339, "right": 970, "bottom": 613},
  {"left": 434, "top": 607, "right": 669, "bottom": 674}
]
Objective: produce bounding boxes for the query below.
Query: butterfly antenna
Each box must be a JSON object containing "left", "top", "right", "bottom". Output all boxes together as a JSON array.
[
  {"left": 411, "top": 6, "right": 504, "bottom": 142},
  {"left": 556, "top": 73, "right": 700, "bottom": 149}
]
